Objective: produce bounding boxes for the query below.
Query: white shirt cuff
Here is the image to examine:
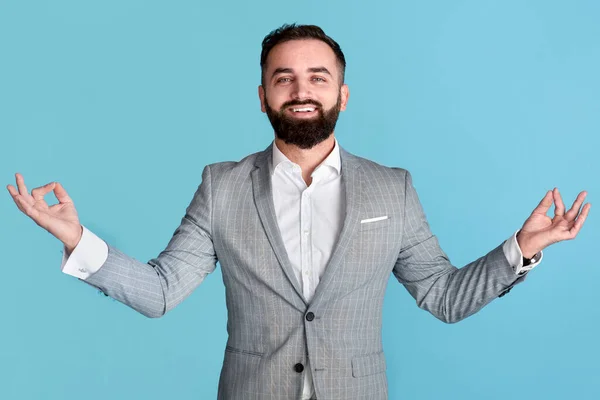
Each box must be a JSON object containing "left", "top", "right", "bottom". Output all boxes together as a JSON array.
[
  {"left": 502, "top": 230, "right": 543, "bottom": 275},
  {"left": 60, "top": 225, "right": 109, "bottom": 280}
]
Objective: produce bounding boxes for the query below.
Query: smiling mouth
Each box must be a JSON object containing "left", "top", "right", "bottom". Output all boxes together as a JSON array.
[
  {"left": 290, "top": 106, "right": 316, "bottom": 113},
  {"left": 286, "top": 104, "right": 321, "bottom": 116}
]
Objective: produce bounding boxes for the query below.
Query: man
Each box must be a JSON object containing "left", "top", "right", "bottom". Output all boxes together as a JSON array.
[{"left": 7, "top": 24, "right": 590, "bottom": 400}]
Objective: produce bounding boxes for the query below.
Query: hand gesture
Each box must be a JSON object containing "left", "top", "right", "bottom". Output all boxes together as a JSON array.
[
  {"left": 7, "top": 173, "right": 83, "bottom": 253},
  {"left": 517, "top": 188, "right": 591, "bottom": 258}
]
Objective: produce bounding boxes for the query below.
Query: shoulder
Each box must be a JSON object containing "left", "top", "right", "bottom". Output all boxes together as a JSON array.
[
  {"left": 204, "top": 146, "right": 270, "bottom": 182},
  {"left": 196, "top": 147, "right": 268, "bottom": 192},
  {"left": 206, "top": 151, "right": 262, "bottom": 177},
  {"left": 341, "top": 147, "right": 410, "bottom": 183}
]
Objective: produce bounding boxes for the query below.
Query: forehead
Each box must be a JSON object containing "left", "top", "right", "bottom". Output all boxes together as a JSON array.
[{"left": 266, "top": 39, "right": 338, "bottom": 72}]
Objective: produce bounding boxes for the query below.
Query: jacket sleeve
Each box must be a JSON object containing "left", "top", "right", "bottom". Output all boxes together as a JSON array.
[
  {"left": 81, "top": 165, "right": 218, "bottom": 318},
  {"left": 392, "top": 170, "right": 526, "bottom": 323}
]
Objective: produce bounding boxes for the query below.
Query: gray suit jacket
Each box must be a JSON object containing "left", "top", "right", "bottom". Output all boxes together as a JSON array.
[{"left": 82, "top": 144, "right": 526, "bottom": 399}]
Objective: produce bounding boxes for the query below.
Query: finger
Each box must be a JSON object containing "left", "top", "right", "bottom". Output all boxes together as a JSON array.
[
  {"left": 15, "top": 195, "right": 42, "bottom": 223},
  {"left": 532, "top": 190, "right": 553, "bottom": 215},
  {"left": 570, "top": 203, "right": 591, "bottom": 237},
  {"left": 53, "top": 182, "right": 73, "bottom": 204},
  {"left": 31, "top": 182, "right": 56, "bottom": 202},
  {"left": 564, "top": 191, "right": 588, "bottom": 221},
  {"left": 15, "top": 173, "right": 29, "bottom": 197},
  {"left": 8, "top": 184, "right": 33, "bottom": 208},
  {"left": 8, "top": 191, "right": 26, "bottom": 213},
  {"left": 7, "top": 184, "right": 18, "bottom": 199},
  {"left": 7, "top": 185, "right": 26, "bottom": 211},
  {"left": 553, "top": 188, "right": 565, "bottom": 217}
]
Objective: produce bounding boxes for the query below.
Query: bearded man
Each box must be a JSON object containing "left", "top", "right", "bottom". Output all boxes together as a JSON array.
[{"left": 8, "top": 24, "right": 590, "bottom": 400}]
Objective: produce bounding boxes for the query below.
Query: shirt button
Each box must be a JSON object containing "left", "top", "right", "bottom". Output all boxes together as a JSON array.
[
  {"left": 294, "top": 363, "right": 304, "bottom": 373},
  {"left": 303, "top": 231, "right": 309, "bottom": 236},
  {"left": 306, "top": 312, "right": 315, "bottom": 321}
]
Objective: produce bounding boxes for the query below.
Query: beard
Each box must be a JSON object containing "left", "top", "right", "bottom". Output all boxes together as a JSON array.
[{"left": 264, "top": 94, "right": 342, "bottom": 150}]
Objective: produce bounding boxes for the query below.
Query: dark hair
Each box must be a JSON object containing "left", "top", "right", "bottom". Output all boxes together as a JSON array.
[{"left": 260, "top": 23, "right": 346, "bottom": 85}]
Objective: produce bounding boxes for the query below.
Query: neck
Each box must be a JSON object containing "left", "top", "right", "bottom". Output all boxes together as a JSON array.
[{"left": 274, "top": 134, "right": 336, "bottom": 186}]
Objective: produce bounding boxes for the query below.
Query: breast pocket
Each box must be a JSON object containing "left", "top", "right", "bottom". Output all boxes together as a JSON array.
[{"left": 359, "top": 216, "right": 391, "bottom": 231}]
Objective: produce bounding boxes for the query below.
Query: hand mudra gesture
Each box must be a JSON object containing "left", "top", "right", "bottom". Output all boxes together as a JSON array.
[
  {"left": 7, "top": 173, "right": 83, "bottom": 253},
  {"left": 517, "top": 188, "right": 591, "bottom": 259}
]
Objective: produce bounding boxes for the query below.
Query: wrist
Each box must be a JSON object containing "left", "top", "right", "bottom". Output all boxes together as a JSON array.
[
  {"left": 516, "top": 230, "right": 538, "bottom": 259},
  {"left": 64, "top": 225, "right": 83, "bottom": 256}
]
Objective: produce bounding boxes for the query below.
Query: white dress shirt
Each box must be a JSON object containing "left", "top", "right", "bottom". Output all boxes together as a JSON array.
[
  {"left": 271, "top": 139, "right": 344, "bottom": 399},
  {"left": 61, "top": 139, "right": 542, "bottom": 400}
]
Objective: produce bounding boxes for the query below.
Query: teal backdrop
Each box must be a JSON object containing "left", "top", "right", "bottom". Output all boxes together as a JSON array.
[{"left": 1, "top": 1, "right": 599, "bottom": 399}]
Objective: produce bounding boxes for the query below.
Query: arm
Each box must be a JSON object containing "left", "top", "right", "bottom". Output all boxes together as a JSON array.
[
  {"left": 81, "top": 166, "right": 217, "bottom": 318},
  {"left": 392, "top": 171, "right": 525, "bottom": 323},
  {"left": 392, "top": 171, "right": 589, "bottom": 324},
  {"left": 8, "top": 166, "right": 218, "bottom": 318}
]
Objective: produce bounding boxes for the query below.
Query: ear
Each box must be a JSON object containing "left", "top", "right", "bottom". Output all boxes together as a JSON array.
[
  {"left": 339, "top": 84, "right": 350, "bottom": 111},
  {"left": 258, "top": 85, "right": 266, "bottom": 113}
]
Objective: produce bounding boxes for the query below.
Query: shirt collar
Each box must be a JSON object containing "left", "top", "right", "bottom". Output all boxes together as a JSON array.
[{"left": 271, "top": 138, "right": 342, "bottom": 176}]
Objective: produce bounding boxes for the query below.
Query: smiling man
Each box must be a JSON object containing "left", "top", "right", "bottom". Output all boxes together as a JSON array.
[
  {"left": 261, "top": 37, "right": 347, "bottom": 151},
  {"left": 8, "top": 24, "right": 590, "bottom": 400}
]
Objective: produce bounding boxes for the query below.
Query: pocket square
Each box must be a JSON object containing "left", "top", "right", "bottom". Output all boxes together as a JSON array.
[{"left": 360, "top": 216, "right": 388, "bottom": 224}]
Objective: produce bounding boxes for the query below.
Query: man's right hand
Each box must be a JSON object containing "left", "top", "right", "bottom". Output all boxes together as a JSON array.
[{"left": 7, "top": 173, "right": 83, "bottom": 254}]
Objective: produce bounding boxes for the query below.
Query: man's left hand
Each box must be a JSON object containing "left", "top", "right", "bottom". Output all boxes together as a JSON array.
[{"left": 517, "top": 188, "right": 591, "bottom": 259}]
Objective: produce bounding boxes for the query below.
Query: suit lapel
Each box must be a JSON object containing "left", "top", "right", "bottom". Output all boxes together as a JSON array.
[
  {"left": 310, "top": 148, "right": 363, "bottom": 307},
  {"left": 251, "top": 145, "right": 307, "bottom": 304}
]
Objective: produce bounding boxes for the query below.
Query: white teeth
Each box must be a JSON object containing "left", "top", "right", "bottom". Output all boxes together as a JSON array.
[{"left": 292, "top": 107, "right": 315, "bottom": 112}]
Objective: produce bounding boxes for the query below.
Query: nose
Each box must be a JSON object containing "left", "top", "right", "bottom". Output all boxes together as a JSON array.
[{"left": 290, "top": 79, "right": 312, "bottom": 101}]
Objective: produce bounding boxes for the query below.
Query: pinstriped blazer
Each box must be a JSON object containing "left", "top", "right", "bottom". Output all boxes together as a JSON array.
[{"left": 82, "top": 143, "right": 526, "bottom": 399}]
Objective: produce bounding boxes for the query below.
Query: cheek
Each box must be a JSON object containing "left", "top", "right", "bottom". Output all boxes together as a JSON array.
[
  {"left": 322, "top": 91, "right": 341, "bottom": 108},
  {"left": 264, "top": 90, "right": 288, "bottom": 110}
]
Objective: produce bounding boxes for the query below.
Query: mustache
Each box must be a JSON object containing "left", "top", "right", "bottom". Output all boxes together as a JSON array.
[{"left": 280, "top": 99, "right": 323, "bottom": 110}]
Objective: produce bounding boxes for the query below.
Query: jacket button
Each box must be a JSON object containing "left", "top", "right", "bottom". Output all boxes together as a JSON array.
[
  {"left": 294, "top": 363, "right": 304, "bottom": 373},
  {"left": 306, "top": 312, "right": 315, "bottom": 321}
]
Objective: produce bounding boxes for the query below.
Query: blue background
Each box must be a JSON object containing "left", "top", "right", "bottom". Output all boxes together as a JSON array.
[{"left": 1, "top": 1, "right": 599, "bottom": 399}]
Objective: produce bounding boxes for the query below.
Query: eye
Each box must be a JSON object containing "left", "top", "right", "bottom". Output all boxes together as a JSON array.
[
  {"left": 312, "top": 76, "right": 326, "bottom": 82},
  {"left": 276, "top": 77, "right": 292, "bottom": 83}
]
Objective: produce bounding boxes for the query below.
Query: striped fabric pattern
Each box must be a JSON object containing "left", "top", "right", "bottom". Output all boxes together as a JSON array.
[{"left": 82, "top": 143, "right": 526, "bottom": 399}]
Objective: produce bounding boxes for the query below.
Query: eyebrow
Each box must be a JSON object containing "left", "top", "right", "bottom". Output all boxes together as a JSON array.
[
  {"left": 307, "top": 67, "right": 332, "bottom": 76},
  {"left": 271, "top": 66, "right": 333, "bottom": 79}
]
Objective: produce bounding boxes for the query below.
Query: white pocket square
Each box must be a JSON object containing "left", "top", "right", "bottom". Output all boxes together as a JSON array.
[{"left": 360, "top": 216, "right": 388, "bottom": 224}]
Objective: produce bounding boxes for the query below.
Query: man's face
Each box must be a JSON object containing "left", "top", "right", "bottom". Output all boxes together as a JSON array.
[{"left": 259, "top": 39, "right": 349, "bottom": 149}]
